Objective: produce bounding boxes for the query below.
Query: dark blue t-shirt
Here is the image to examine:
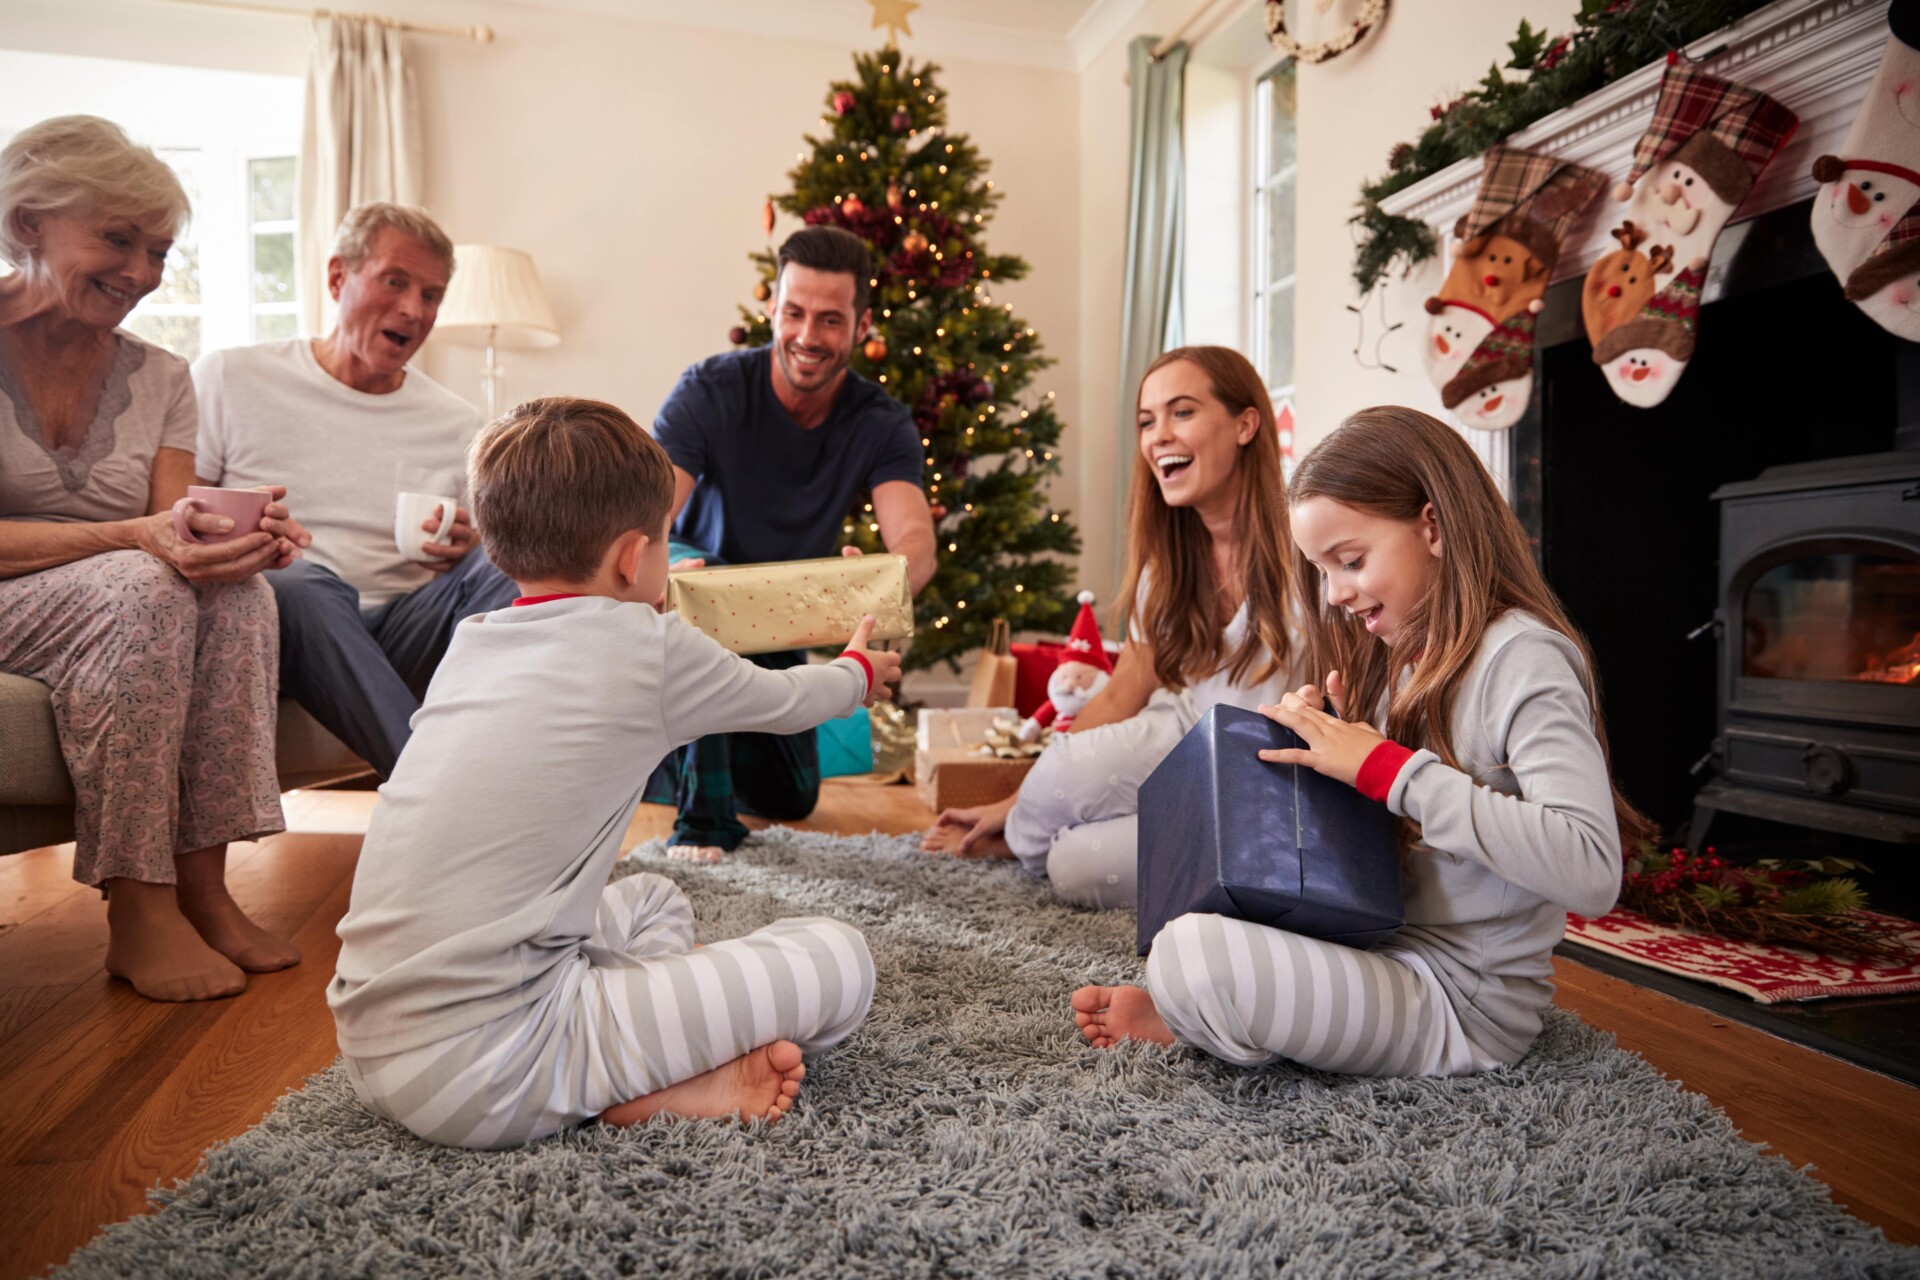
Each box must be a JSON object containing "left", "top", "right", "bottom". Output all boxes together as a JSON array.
[{"left": 653, "top": 347, "right": 924, "bottom": 565}]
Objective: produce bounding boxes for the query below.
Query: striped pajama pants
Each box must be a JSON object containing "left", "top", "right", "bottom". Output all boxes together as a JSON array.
[
  {"left": 1145, "top": 913, "right": 1504, "bottom": 1078},
  {"left": 341, "top": 873, "right": 876, "bottom": 1149}
]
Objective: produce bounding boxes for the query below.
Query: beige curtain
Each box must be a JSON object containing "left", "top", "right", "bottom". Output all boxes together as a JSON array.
[{"left": 296, "top": 15, "right": 422, "bottom": 336}]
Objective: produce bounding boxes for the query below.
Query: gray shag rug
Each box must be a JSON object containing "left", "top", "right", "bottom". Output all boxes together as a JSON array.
[{"left": 56, "top": 828, "right": 1920, "bottom": 1279}]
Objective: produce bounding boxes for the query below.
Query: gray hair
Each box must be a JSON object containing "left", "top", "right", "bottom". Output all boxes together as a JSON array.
[
  {"left": 331, "top": 202, "right": 456, "bottom": 279},
  {"left": 0, "top": 116, "right": 191, "bottom": 268}
]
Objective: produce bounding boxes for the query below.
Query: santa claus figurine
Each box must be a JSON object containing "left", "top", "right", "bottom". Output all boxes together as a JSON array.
[{"left": 1018, "top": 591, "right": 1112, "bottom": 743}]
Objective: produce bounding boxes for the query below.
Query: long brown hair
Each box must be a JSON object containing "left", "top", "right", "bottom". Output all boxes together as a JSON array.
[
  {"left": 1288, "top": 406, "right": 1656, "bottom": 854},
  {"left": 1119, "top": 347, "right": 1294, "bottom": 690}
]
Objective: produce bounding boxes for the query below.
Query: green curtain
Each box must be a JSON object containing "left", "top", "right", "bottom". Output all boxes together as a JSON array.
[{"left": 1115, "top": 35, "right": 1187, "bottom": 549}]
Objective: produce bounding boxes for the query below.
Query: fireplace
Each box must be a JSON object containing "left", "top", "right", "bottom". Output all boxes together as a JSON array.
[{"left": 1693, "top": 451, "right": 1920, "bottom": 847}]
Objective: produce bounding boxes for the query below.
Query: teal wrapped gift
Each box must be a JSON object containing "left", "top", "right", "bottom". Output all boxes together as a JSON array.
[
  {"left": 1136, "top": 705, "right": 1404, "bottom": 956},
  {"left": 818, "top": 707, "right": 874, "bottom": 778}
]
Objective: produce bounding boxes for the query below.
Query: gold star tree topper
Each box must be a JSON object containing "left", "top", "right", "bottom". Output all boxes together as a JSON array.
[{"left": 867, "top": 0, "right": 918, "bottom": 44}]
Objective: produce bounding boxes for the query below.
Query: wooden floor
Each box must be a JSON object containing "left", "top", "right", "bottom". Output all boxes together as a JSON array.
[{"left": 1, "top": 782, "right": 1915, "bottom": 1277}]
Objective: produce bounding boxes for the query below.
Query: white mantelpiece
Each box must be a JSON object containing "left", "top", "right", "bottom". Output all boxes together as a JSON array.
[
  {"left": 1379, "top": 0, "right": 1889, "bottom": 286},
  {"left": 1371, "top": 0, "right": 1888, "bottom": 490}
]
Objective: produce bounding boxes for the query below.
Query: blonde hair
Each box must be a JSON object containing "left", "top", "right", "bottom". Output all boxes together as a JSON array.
[
  {"left": 469, "top": 397, "right": 676, "bottom": 583},
  {"left": 1118, "top": 346, "right": 1294, "bottom": 690},
  {"left": 1288, "top": 406, "right": 1657, "bottom": 855},
  {"left": 0, "top": 116, "right": 190, "bottom": 268},
  {"left": 331, "top": 202, "right": 456, "bottom": 279}
]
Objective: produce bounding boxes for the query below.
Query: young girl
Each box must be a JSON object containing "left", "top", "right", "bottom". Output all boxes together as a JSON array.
[
  {"left": 1074, "top": 406, "right": 1654, "bottom": 1075},
  {"left": 921, "top": 347, "right": 1301, "bottom": 909}
]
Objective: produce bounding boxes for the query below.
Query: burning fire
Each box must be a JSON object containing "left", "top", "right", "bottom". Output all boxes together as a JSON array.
[{"left": 1854, "top": 632, "right": 1920, "bottom": 685}]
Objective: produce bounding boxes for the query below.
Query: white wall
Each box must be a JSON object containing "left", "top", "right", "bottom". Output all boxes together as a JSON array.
[{"left": 0, "top": 0, "right": 1084, "bottom": 527}]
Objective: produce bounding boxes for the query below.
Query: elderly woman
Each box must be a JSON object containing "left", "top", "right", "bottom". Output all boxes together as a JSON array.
[{"left": 0, "top": 116, "right": 309, "bottom": 1002}]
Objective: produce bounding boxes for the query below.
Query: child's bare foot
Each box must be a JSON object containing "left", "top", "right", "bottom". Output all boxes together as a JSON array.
[
  {"left": 1072, "top": 984, "right": 1176, "bottom": 1049},
  {"left": 179, "top": 888, "right": 301, "bottom": 973},
  {"left": 601, "top": 1040, "right": 805, "bottom": 1127},
  {"left": 667, "top": 844, "right": 726, "bottom": 864},
  {"left": 104, "top": 879, "right": 247, "bottom": 1002}
]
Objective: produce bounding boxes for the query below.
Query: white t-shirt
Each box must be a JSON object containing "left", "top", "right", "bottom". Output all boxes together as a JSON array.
[
  {"left": 192, "top": 339, "right": 481, "bottom": 608},
  {"left": 1127, "top": 567, "right": 1299, "bottom": 716}
]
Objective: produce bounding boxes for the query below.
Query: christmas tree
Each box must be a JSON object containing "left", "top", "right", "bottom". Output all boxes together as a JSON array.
[{"left": 731, "top": 47, "right": 1080, "bottom": 673}]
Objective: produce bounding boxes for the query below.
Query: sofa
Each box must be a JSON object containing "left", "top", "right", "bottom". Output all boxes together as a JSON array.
[{"left": 0, "top": 672, "right": 369, "bottom": 858}]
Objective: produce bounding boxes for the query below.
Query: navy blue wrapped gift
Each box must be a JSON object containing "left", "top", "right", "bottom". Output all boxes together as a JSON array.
[{"left": 1136, "top": 704, "right": 1404, "bottom": 956}]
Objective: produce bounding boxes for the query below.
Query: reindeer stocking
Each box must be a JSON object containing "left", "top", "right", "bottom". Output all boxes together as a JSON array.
[
  {"left": 1596, "top": 58, "right": 1798, "bottom": 406},
  {"left": 1582, "top": 222, "right": 1674, "bottom": 348},
  {"left": 1422, "top": 144, "right": 1607, "bottom": 424}
]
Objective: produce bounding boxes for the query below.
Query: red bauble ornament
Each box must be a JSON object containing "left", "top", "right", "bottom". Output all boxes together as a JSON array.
[
  {"left": 833, "top": 89, "right": 857, "bottom": 115},
  {"left": 930, "top": 504, "right": 948, "bottom": 520},
  {"left": 886, "top": 180, "right": 904, "bottom": 212},
  {"left": 729, "top": 325, "right": 749, "bottom": 345},
  {"left": 891, "top": 108, "right": 912, "bottom": 131},
  {"left": 863, "top": 337, "right": 888, "bottom": 361},
  {"left": 843, "top": 194, "right": 866, "bottom": 216}
]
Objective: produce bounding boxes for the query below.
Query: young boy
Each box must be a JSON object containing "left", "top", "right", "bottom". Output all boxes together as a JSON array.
[{"left": 327, "top": 396, "right": 898, "bottom": 1149}]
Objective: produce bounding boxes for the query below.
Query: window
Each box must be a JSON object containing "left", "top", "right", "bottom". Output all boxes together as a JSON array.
[
  {"left": 1251, "top": 61, "right": 1297, "bottom": 414},
  {"left": 0, "top": 49, "right": 302, "bottom": 364}
]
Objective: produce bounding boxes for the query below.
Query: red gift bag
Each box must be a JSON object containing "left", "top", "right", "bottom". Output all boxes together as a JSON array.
[{"left": 1010, "top": 640, "right": 1069, "bottom": 717}]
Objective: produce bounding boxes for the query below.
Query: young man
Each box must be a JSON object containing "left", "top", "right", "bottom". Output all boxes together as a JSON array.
[
  {"left": 193, "top": 203, "right": 517, "bottom": 779},
  {"left": 651, "top": 225, "right": 936, "bottom": 860}
]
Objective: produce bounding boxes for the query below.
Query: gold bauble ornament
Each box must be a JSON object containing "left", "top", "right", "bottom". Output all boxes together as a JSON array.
[
  {"left": 886, "top": 180, "right": 904, "bottom": 211},
  {"left": 864, "top": 336, "right": 888, "bottom": 361},
  {"left": 902, "top": 230, "right": 929, "bottom": 254},
  {"left": 753, "top": 281, "right": 772, "bottom": 302}
]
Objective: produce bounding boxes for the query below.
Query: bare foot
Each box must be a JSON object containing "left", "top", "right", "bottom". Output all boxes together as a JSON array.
[
  {"left": 600, "top": 1040, "right": 806, "bottom": 1127},
  {"left": 178, "top": 888, "right": 301, "bottom": 973},
  {"left": 1072, "top": 984, "right": 1176, "bottom": 1049},
  {"left": 667, "top": 844, "right": 726, "bottom": 864},
  {"left": 104, "top": 879, "right": 246, "bottom": 1002},
  {"left": 920, "top": 797, "right": 1016, "bottom": 860}
]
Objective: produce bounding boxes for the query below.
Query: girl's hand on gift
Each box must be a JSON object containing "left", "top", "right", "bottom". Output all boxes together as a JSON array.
[
  {"left": 1257, "top": 680, "right": 1384, "bottom": 788},
  {"left": 1291, "top": 668, "right": 1348, "bottom": 720},
  {"left": 845, "top": 614, "right": 903, "bottom": 706}
]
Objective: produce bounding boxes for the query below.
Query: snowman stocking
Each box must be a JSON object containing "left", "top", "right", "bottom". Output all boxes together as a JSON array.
[
  {"left": 1596, "top": 58, "right": 1798, "bottom": 406},
  {"left": 1815, "top": 0, "right": 1920, "bottom": 340},
  {"left": 1423, "top": 144, "right": 1607, "bottom": 403},
  {"left": 1442, "top": 301, "right": 1541, "bottom": 430}
]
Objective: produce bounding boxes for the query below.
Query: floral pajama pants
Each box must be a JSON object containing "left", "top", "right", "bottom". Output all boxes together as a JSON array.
[{"left": 0, "top": 551, "right": 285, "bottom": 886}]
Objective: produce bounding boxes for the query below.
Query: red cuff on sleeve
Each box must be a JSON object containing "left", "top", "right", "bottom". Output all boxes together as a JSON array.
[
  {"left": 1355, "top": 740, "right": 1416, "bottom": 804},
  {"left": 839, "top": 650, "right": 874, "bottom": 697}
]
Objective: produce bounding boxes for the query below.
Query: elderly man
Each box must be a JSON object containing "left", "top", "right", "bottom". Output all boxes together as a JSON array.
[
  {"left": 650, "top": 224, "right": 936, "bottom": 861},
  {"left": 192, "top": 203, "right": 516, "bottom": 778}
]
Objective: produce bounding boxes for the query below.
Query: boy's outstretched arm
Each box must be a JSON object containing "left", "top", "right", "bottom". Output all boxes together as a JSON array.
[{"left": 660, "top": 614, "right": 902, "bottom": 749}]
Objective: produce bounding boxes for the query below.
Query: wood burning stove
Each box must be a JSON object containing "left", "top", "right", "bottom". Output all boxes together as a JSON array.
[{"left": 1691, "top": 450, "right": 1920, "bottom": 849}]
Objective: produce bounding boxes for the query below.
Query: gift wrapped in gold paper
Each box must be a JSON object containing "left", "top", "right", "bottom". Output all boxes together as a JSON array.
[{"left": 664, "top": 555, "right": 914, "bottom": 656}]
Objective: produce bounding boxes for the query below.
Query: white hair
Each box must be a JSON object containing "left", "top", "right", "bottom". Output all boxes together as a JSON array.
[
  {"left": 331, "top": 202, "right": 456, "bottom": 279},
  {"left": 0, "top": 116, "right": 190, "bottom": 268}
]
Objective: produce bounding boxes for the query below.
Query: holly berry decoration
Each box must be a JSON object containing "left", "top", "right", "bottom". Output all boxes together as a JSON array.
[
  {"left": 844, "top": 193, "right": 867, "bottom": 216},
  {"left": 902, "top": 230, "right": 929, "bottom": 254},
  {"left": 863, "top": 336, "right": 889, "bottom": 361},
  {"left": 891, "top": 108, "right": 912, "bottom": 131},
  {"left": 753, "top": 281, "right": 772, "bottom": 302},
  {"left": 729, "top": 325, "right": 749, "bottom": 345},
  {"left": 887, "top": 180, "right": 904, "bottom": 211},
  {"left": 833, "top": 89, "right": 857, "bottom": 115}
]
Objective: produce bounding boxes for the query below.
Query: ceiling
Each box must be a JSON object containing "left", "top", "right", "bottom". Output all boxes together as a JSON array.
[{"left": 487, "top": 0, "right": 1160, "bottom": 71}]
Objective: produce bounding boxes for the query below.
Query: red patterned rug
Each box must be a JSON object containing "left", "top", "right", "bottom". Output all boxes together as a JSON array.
[{"left": 1564, "top": 907, "right": 1920, "bottom": 1003}]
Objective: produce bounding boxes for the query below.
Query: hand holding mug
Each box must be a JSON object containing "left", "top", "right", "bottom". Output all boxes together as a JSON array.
[
  {"left": 396, "top": 491, "right": 470, "bottom": 571},
  {"left": 144, "top": 486, "right": 280, "bottom": 583}
]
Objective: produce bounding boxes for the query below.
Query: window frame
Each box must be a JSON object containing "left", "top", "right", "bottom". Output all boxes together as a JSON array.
[{"left": 1250, "top": 59, "right": 1297, "bottom": 414}]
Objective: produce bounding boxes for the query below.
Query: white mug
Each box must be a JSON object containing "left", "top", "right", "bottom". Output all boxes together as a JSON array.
[{"left": 395, "top": 491, "right": 458, "bottom": 561}]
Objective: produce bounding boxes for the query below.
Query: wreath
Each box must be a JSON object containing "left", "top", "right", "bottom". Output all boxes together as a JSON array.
[{"left": 1264, "top": 0, "right": 1387, "bottom": 64}]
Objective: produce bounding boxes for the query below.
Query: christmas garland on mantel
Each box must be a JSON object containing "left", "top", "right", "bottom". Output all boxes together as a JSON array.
[{"left": 1352, "top": 0, "right": 1780, "bottom": 293}]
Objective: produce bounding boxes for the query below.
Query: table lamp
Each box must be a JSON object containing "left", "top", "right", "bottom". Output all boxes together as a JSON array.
[{"left": 433, "top": 244, "right": 560, "bottom": 419}]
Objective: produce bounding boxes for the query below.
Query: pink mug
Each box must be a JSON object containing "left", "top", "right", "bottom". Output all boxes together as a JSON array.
[{"left": 171, "top": 486, "right": 272, "bottom": 545}]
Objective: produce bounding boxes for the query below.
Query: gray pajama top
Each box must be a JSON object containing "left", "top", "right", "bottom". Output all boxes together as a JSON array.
[{"left": 328, "top": 596, "right": 866, "bottom": 1058}]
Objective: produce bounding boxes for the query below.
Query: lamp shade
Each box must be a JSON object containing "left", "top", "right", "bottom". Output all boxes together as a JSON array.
[{"left": 434, "top": 244, "right": 560, "bottom": 349}]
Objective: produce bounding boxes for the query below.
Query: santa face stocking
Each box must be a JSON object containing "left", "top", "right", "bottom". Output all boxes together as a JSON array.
[
  {"left": 1424, "top": 145, "right": 1606, "bottom": 420},
  {"left": 1817, "top": 0, "right": 1920, "bottom": 341},
  {"left": 1595, "top": 59, "right": 1798, "bottom": 406}
]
